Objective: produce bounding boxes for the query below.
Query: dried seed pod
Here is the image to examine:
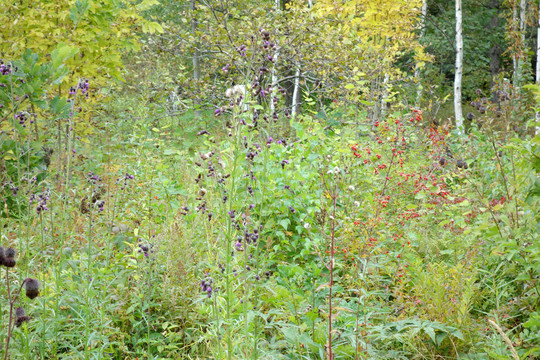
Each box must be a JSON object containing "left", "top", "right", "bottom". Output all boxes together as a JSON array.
[
  {"left": 456, "top": 159, "right": 468, "bottom": 169},
  {"left": 80, "top": 197, "right": 90, "bottom": 214},
  {"left": 15, "top": 307, "right": 30, "bottom": 327},
  {"left": 3, "top": 247, "right": 16, "bottom": 267},
  {"left": 439, "top": 157, "right": 446, "bottom": 166},
  {"left": 24, "top": 278, "right": 40, "bottom": 299}
]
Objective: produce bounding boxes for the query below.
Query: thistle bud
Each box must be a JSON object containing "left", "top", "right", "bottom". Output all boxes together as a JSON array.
[
  {"left": 3, "top": 247, "right": 16, "bottom": 267},
  {"left": 15, "top": 307, "right": 30, "bottom": 327},
  {"left": 456, "top": 160, "right": 468, "bottom": 169},
  {"left": 439, "top": 157, "right": 446, "bottom": 166},
  {"left": 24, "top": 278, "right": 40, "bottom": 299}
]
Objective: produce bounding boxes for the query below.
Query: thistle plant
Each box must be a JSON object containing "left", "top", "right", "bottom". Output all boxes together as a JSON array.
[
  {"left": 189, "top": 27, "right": 294, "bottom": 359},
  {"left": 0, "top": 246, "right": 41, "bottom": 360}
]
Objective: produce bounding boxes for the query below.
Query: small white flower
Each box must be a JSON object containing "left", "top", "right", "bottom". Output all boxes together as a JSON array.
[
  {"left": 327, "top": 170, "right": 334, "bottom": 175},
  {"left": 348, "top": 185, "right": 355, "bottom": 191},
  {"left": 354, "top": 201, "right": 360, "bottom": 207},
  {"left": 304, "top": 223, "right": 311, "bottom": 229},
  {"left": 334, "top": 166, "right": 340, "bottom": 173}
]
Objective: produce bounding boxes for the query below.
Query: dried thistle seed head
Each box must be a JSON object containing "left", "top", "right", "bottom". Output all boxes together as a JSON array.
[
  {"left": 24, "top": 278, "right": 40, "bottom": 299},
  {"left": 15, "top": 307, "right": 26, "bottom": 317},
  {"left": 3, "top": 247, "right": 16, "bottom": 267},
  {"left": 15, "top": 307, "right": 30, "bottom": 327}
]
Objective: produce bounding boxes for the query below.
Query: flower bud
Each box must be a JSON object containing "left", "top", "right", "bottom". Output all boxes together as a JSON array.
[
  {"left": 15, "top": 307, "right": 30, "bottom": 327},
  {"left": 3, "top": 247, "right": 16, "bottom": 267},
  {"left": 24, "top": 278, "right": 40, "bottom": 299}
]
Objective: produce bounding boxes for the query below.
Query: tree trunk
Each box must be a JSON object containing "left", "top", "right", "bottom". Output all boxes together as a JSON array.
[
  {"left": 536, "top": 0, "right": 540, "bottom": 135},
  {"left": 380, "top": 73, "right": 390, "bottom": 119},
  {"left": 414, "top": 0, "right": 428, "bottom": 107},
  {"left": 518, "top": 0, "right": 527, "bottom": 80},
  {"left": 270, "top": 0, "right": 281, "bottom": 115},
  {"left": 270, "top": 52, "right": 280, "bottom": 114},
  {"left": 192, "top": 0, "right": 201, "bottom": 120},
  {"left": 512, "top": 0, "right": 528, "bottom": 89},
  {"left": 454, "top": 0, "right": 464, "bottom": 134},
  {"left": 489, "top": 0, "right": 501, "bottom": 102},
  {"left": 291, "top": 64, "right": 301, "bottom": 117},
  {"left": 515, "top": 0, "right": 527, "bottom": 88}
]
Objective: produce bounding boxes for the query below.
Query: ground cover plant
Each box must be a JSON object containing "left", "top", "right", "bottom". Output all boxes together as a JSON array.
[{"left": 1, "top": 0, "right": 539, "bottom": 359}]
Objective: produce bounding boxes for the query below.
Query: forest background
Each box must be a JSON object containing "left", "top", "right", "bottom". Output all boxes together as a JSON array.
[{"left": 0, "top": 0, "right": 539, "bottom": 359}]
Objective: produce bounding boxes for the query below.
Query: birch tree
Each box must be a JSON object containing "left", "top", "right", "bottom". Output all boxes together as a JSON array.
[
  {"left": 291, "top": 64, "right": 301, "bottom": 117},
  {"left": 290, "top": 0, "right": 313, "bottom": 118},
  {"left": 511, "top": 0, "right": 528, "bottom": 90},
  {"left": 517, "top": 0, "right": 527, "bottom": 87},
  {"left": 415, "top": 0, "right": 428, "bottom": 107},
  {"left": 270, "top": 0, "right": 281, "bottom": 115},
  {"left": 454, "top": 0, "right": 464, "bottom": 134}
]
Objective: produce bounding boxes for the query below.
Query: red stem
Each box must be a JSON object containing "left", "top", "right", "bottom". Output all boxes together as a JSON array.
[{"left": 328, "top": 183, "right": 338, "bottom": 360}]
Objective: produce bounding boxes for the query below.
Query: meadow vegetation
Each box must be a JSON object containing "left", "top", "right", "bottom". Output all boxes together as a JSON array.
[{"left": 0, "top": 0, "right": 539, "bottom": 359}]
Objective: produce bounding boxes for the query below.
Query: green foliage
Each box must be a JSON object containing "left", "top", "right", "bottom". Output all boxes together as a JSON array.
[
  {"left": 0, "top": 0, "right": 163, "bottom": 90},
  {"left": 0, "top": 48, "right": 77, "bottom": 218},
  {"left": 1, "top": 1, "right": 540, "bottom": 359}
]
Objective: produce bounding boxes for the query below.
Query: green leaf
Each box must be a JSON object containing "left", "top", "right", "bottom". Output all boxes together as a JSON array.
[
  {"left": 424, "top": 326, "right": 436, "bottom": 344},
  {"left": 414, "top": 192, "right": 426, "bottom": 200},
  {"left": 279, "top": 218, "right": 290, "bottom": 230},
  {"left": 51, "top": 43, "right": 79, "bottom": 69},
  {"left": 523, "top": 313, "right": 540, "bottom": 328},
  {"left": 435, "top": 331, "right": 447, "bottom": 346},
  {"left": 50, "top": 96, "right": 71, "bottom": 116},
  {"left": 70, "top": 0, "right": 90, "bottom": 23},
  {"left": 451, "top": 329, "right": 464, "bottom": 340}
]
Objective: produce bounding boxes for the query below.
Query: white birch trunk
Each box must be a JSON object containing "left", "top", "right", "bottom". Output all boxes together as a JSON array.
[
  {"left": 308, "top": 0, "right": 313, "bottom": 8},
  {"left": 517, "top": 0, "right": 527, "bottom": 87},
  {"left": 291, "top": 64, "right": 301, "bottom": 118},
  {"left": 270, "top": 0, "right": 280, "bottom": 115},
  {"left": 270, "top": 48, "right": 280, "bottom": 114},
  {"left": 454, "top": 0, "right": 464, "bottom": 134},
  {"left": 536, "top": 0, "right": 540, "bottom": 135},
  {"left": 414, "top": 0, "right": 428, "bottom": 107},
  {"left": 380, "top": 73, "right": 390, "bottom": 119}
]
